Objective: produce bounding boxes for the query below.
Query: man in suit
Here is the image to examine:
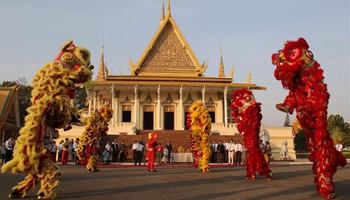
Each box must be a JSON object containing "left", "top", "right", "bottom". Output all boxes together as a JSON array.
[
  {"left": 217, "top": 140, "right": 225, "bottom": 164},
  {"left": 211, "top": 140, "right": 218, "bottom": 163},
  {"left": 166, "top": 140, "right": 172, "bottom": 163},
  {"left": 111, "top": 139, "right": 119, "bottom": 162}
]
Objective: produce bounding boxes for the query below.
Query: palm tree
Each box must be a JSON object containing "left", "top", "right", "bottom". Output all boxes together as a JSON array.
[{"left": 327, "top": 114, "right": 350, "bottom": 148}]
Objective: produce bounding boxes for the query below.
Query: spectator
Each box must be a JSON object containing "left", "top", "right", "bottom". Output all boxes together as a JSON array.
[
  {"left": 5, "top": 136, "right": 14, "bottom": 163},
  {"left": 1, "top": 142, "right": 6, "bottom": 164},
  {"left": 335, "top": 141, "right": 343, "bottom": 154},
  {"left": 103, "top": 149, "right": 110, "bottom": 165}
]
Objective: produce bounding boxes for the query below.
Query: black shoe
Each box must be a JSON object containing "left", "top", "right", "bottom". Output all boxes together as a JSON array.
[{"left": 8, "top": 190, "right": 22, "bottom": 198}]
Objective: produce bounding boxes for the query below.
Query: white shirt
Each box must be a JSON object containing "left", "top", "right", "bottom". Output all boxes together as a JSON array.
[
  {"left": 73, "top": 142, "right": 79, "bottom": 152},
  {"left": 223, "top": 142, "right": 229, "bottom": 150},
  {"left": 59, "top": 144, "right": 63, "bottom": 152},
  {"left": 212, "top": 143, "right": 218, "bottom": 151},
  {"left": 5, "top": 139, "right": 14, "bottom": 151},
  {"left": 105, "top": 143, "right": 111, "bottom": 151},
  {"left": 51, "top": 144, "right": 58, "bottom": 152},
  {"left": 137, "top": 143, "right": 144, "bottom": 151},
  {"left": 132, "top": 143, "right": 138, "bottom": 151},
  {"left": 228, "top": 142, "right": 235, "bottom": 151},
  {"left": 235, "top": 143, "right": 243, "bottom": 152},
  {"left": 335, "top": 143, "right": 343, "bottom": 152}
]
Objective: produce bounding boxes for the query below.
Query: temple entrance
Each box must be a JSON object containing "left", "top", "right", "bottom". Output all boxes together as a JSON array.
[
  {"left": 143, "top": 105, "right": 154, "bottom": 130},
  {"left": 184, "top": 106, "right": 190, "bottom": 130},
  {"left": 207, "top": 106, "right": 216, "bottom": 123},
  {"left": 164, "top": 105, "right": 174, "bottom": 130}
]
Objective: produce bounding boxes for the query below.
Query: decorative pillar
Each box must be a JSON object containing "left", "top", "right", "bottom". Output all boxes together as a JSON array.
[
  {"left": 157, "top": 85, "right": 162, "bottom": 130},
  {"left": 93, "top": 91, "right": 97, "bottom": 111},
  {"left": 223, "top": 86, "right": 228, "bottom": 128},
  {"left": 134, "top": 84, "right": 139, "bottom": 128},
  {"left": 111, "top": 84, "right": 117, "bottom": 127},
  {"left": 202, "top": 86, "right": 207, "bottom": 105},
  {"left": 179, "top": 85, "right": 184, "bottom": 130},
  {"left": 86, "top": 88, "right": 93, "bottom": 116}
]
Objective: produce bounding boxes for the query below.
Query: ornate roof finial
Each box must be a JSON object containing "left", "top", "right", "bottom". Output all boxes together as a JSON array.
[
  {"left": 160, "top": 0, "right": 165, "bottom": 23},
  {"left": 246, "top": 70, "right": 252, "bottom": 84},
  {"left": 96, "top": 40, "right": 106, "bottom": 81},
  {"left": 167, "top": 0, "right": 171, "bottom": 17},
  {"left": 218, "top": 39, "right": 225, "bottom": 78}
]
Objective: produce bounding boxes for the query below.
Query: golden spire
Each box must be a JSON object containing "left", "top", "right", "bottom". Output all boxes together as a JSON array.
[
  {"left": 96, "top": 42, "right": 106, "bottom": 81},
  {"left": 218, "top": 41, "right": 225, "bottom": 78},
  {"left": 160, "top": 0, "right": 165, "bottom": 23},
  {"left": 167, "top": 0, "right": 171, "bottom": 17}
]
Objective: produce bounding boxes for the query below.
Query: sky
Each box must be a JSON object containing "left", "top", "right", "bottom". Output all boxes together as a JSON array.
[{"left": 0, "top": 0, "right": 349, "bottom": 126}]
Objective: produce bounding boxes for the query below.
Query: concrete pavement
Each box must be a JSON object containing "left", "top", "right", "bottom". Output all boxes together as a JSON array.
[{"left": 0, "top": 160, "right": 349, "bottom": 200}]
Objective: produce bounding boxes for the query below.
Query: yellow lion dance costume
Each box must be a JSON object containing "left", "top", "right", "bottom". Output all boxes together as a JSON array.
[
  {"left": 1, "top": 40, "right": 93, "bottom": 199},
  {"left": 77, "top": 105, "right": 113, "bottom": 172},
  {"left": 187, "top": 102, "right": 211, "bottom": 173}
]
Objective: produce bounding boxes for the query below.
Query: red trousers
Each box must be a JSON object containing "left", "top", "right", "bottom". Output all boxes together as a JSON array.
[
  {"left": 147, "top": 151, "right": 155, "bottom": 170},
  {"left": 61, "top": 150, "right": 68, "bottom": 165}
]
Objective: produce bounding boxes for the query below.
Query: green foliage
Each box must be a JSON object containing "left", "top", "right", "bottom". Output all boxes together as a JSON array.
[
  {"left": 294, "top": 129, "right": 307, "bottom": 151},
  {"left": 1, "top": 78, "right": 32, "bottom": 126},
  {"left": 327, "top": 114, "right": 350, "bottom": 149},
  {"left": 343, "top": 151, "right": 350, "bottom": 159}
]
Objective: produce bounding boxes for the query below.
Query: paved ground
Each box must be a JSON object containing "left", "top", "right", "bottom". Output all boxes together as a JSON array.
[{"left": 0, "top": 161, "right": 349, "bottom": 200}]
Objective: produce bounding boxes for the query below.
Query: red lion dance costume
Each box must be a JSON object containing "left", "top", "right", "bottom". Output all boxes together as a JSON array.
[
  {"left": 187, "top": 102, "right": 211, "bottom": 173},
  {"left": 271, "top": 37, "right": 347, "bottom": 199},
  {"left": 1, "top": 40, "right": 93, "bottom": 199},
  {"left": 77, "top": 105, "right": 113, "bottom": 172},
  {"left": 231, "top": 89, "right": 273, "bottom": 180},
  {"left": 146, "top": 132, "right": 159, "bottom": 172}
]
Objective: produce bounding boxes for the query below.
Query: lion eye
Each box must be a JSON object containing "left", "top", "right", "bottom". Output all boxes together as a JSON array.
[{"left": 80, "top": 51, "right": 87, "bottom": 60}]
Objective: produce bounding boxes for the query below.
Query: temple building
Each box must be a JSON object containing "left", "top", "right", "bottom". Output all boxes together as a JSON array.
[
  {"left": 0, "top": 85, "right": 21, "bottom": 144},
  {"left": 85, "top": 1, "right": 266, "bottom": 135},
  {"left": 64, "top": 1, "right": 294, "bottom": 160}
]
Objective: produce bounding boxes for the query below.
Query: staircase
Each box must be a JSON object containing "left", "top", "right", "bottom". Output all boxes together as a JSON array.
[{"left": 100, "top": 130, "right": 243, "bottom": 155}]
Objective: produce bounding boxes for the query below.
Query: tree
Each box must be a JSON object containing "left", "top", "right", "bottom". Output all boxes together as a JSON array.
[
  {"left": 74, "top": 86, "right": 88, "bottom": 110},
  {"left": 294, "top": 129, "right": 307, "bottom": 152},
  {"left": 0, "top": 78, "right": 32, "bottom": 126},
  {"left": 327, "top": 114, "right": 350, "bottom": 149}
]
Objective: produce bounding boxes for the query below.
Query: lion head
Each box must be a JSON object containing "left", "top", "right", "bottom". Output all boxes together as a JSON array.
[
  {"left": 230, "top": 89, "right": 257, "bottom": 121},
  {"left": 55, "top": 40, "right": 94, "bottom": 84},
  {"left": 271, "top": 37, "right": 314, "bottom": 89}
]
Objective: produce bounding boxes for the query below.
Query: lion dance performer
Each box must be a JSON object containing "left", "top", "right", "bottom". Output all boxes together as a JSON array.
[
  {"left": 77, "top": 105, "right": 113, "bottom": 172},
  {"left": 230, "top": 89, "right": 273, "bottom": 181},
  {"left": 271, "top": 37, "right": 347, "bottom": 199},
  {"left": 1, "top": 40, "right": 93, "bottom": 199},
  {"left": 146, "top": 132, "right": 159, "bottom": 172},
  {"left": 186, "top": 114, "right": 199, "bottom": 168},
  {"left": 187, "top": 102, "right": 211, "bottom": 173}
]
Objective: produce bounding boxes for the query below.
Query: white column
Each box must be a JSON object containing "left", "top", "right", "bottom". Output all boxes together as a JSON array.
[
  {"left": 202, "top": 86, "right": 207, "bottom": 105},
  {"left": 179, "top": 85, "right": 184, "bottom": 130},
  {"left": 111, "top": 84, "right": 116, "bottom": 127},
  {"left": 134, "top": 84, "right": 139, "bottom": 128},
  {"left": 86, "top": 88, "right": 93, "bottom": 116},
  {"left": 157, "top": 85, "right": 162, "bottom": 130},
  {"left": 97, "top": 94, "right": 101, "bottom": 109},
  {"left": 224, "top": 86, "right": 228, "bottom": 127}
]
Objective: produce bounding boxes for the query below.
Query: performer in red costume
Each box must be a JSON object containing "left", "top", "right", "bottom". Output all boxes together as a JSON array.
[
  {"left": 146, "top": 132, "right": 159, "bottom": 172},
  {"left": 231, "top": 89, "right": 272, "bottom": 181},
  {"left": 271, "top": 37, "right": 347, "bottom": 199}
]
